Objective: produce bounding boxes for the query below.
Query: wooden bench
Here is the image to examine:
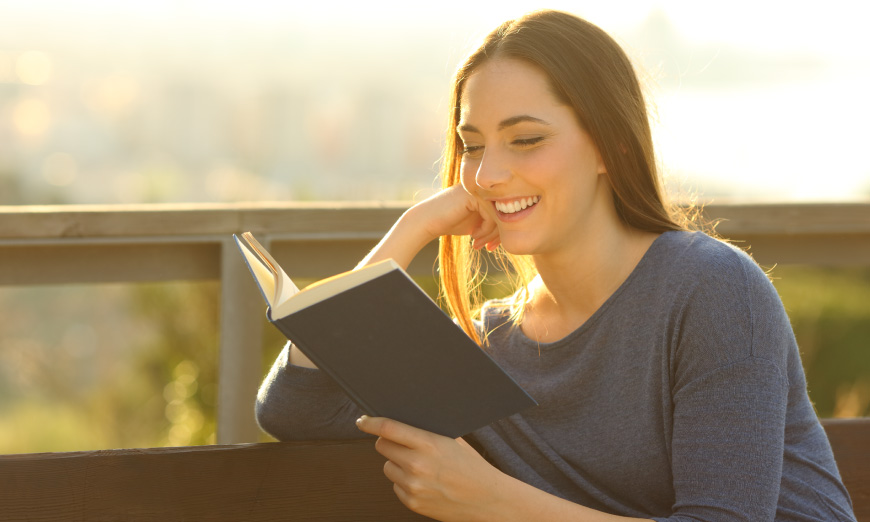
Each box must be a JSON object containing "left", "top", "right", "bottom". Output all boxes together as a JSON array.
[
  {"left": 1, "top": 418, "right": 867, "bottom": 521},
  {"left": 824, "top": 418, "right": 870, "bottom": 521}
]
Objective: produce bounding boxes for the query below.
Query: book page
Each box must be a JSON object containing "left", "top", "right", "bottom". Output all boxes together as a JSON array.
[
  {"left": 241, "top": 232, "right": 299, "bottom": 306},
  {"left": 275, "top": 266, "right": 299, "bottom": 305},
  {"left": 236, "top": 238, "right": 278, "bottom": 306},
  {"left": 272, "top": 258, "right": 398, "bottom": 318}
]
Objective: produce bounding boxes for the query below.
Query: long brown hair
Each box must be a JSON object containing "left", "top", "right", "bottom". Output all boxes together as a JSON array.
[{"left": 439, "top": 10, "right": 691, "bottom": 344}]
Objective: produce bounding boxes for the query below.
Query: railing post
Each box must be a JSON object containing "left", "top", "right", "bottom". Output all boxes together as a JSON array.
[{"left": 217, "top": 236, "right": 266, "bottom": 444}]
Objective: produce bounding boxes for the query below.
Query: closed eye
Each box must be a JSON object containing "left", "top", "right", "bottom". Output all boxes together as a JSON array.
[
  {"left": 513, "top": 137, "right": 544, "bottom": 147},
  {"left": 461, "top": 145, "right": 484, "bottom": 157}
]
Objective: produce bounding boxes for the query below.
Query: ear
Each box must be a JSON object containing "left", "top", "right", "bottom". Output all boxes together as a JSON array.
[{"left": 595, "top": 147, "right": 607, "bottom": 175}]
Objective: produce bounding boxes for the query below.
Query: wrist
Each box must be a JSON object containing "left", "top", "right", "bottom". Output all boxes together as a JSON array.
[
  {"left": 451, "top": 467, "right": 526, "bottom": 522},
  {"left": 473, "top": 471, "right": 578, "bottom": 522},
  {"left": 400, "top": 203, "right": 442, "bottom": 248},
  {"left": 486, "top": 471, "right": 530, "bottom": 522},
  {"left": 356, "top": 206, "right": 437, "bottom": 270}
]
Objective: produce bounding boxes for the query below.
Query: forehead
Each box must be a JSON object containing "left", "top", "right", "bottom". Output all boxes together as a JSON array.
[{"left": 459, "top": 58, "right": 565, "bottom": 124}]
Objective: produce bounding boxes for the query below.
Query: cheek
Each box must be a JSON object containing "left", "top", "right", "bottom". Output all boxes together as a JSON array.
[{"left": 539, "top": 144, "right": 598, "bottom": 187}]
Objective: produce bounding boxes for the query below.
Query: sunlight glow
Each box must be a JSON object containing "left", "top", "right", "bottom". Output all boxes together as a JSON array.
[
  {"left": 0, "top": 0, "right": 867, "bottom": 203},
  {"left": 16, "top": 50, "right": 52, "bottom": 85}
]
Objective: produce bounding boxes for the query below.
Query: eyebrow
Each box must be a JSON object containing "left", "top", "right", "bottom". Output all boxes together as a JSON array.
[{"left": 457, "top": 115, "right": 551, "bottom": 134}]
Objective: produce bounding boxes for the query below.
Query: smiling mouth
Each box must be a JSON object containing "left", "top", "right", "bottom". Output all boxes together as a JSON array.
[{"left": 495, "top": 196, "right": 540, "bottom": 214}]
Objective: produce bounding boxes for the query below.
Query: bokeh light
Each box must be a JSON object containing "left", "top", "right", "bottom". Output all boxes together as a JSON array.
[{"left": 12, "top": 98, "right": 51, "bottom": 138}]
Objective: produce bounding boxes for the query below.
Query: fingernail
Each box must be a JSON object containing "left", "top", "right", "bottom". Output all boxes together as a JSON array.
[{"left": 356, "top": 415, "right": 367, "bottom": 427}]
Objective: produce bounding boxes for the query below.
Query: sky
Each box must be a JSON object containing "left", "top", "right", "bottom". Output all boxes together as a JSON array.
[{"left": 1, "top": 0, "right": 868, "bottom": 202}]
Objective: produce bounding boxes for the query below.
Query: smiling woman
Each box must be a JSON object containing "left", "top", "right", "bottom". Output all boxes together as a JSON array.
[{"left": 255, "top": 9, "right": 858, "bottom": 522}]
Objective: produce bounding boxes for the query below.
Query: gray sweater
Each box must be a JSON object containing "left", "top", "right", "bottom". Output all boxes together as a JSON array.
[{"left": 256, "top": 231, "right": 856, "bottom": 521}]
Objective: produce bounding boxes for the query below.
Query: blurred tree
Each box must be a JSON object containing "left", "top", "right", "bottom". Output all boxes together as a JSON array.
[
  {"left": 127, "top": 281, "right": 221, "bottom": 447},
  {"left": 0, "top": 266, "right": 866, "bottom": 456},
  {"left": 772, "top": 266, "right": 870, "bottom": 418}
]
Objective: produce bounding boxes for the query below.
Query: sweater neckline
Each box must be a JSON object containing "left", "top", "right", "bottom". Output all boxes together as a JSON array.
[{"left": 508, "top": 230, "right": 678, "bottom": 351}]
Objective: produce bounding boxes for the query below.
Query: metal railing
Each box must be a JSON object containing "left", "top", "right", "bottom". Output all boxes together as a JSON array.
[{"left": 2, "top": 202, "right": 868, "bottom": 443}]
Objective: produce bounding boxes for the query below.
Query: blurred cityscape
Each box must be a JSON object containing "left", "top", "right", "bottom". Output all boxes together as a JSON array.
[{"left": 1, "top": 2, "right": 868, "bottom": 206}]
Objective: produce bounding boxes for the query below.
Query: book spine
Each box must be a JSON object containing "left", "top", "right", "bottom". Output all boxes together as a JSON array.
[{"left": 271, "top": 318, "right": 381, "bottom": 418}]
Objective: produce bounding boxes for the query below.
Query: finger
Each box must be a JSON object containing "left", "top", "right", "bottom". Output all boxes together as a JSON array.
[
  {"left": 388, "top": 466, "right": 428, "bottom": 516},
  {"left": 374, "top": 435, "right": 415, "bottom": 462},
  {"left": 471, "top": 223, "right": 497, "bottom": 248},
  {"left": 383, "top": 458, "right": 408, "bottom": 485},
  {"left": 392, "top": 482, "right": 417, "bottom": 512},
  {"left": 382, "top": 466, "right": 419, "bottom": 513},
  {"left": 356, "top": 415, "right": 435, "bottom": 449},
  {"left": 474, "top": 228, "right": 501, "bottom": 251},
  {"left": 472, "top": 214, "right": 496, "bottom": 235},
  {"left": 479, "top": 227, "right": 500, "bottom": 245}
]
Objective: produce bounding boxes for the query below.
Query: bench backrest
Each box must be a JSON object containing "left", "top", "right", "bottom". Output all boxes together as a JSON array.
[
  {"left": 0, "top": 418, "right": 867, "bottom": 521},
  {"left": 823, "top": 418, "right": 870, "bottom": 521}
]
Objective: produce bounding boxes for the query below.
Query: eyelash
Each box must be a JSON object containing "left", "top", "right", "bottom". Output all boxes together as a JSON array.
[
  {"left": 461, "top": 137, "right": 544, "bottom": 156},
  {"left": 513, "top": 137, "right": 543, "bottom": 147}
]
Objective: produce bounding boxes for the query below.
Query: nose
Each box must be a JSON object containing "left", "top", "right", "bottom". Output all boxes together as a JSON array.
[{"left": 474, "top": 149, "right": 511, "bottom": 190}]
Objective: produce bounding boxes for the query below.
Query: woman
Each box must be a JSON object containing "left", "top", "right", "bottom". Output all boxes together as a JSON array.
[{"left": 256, "top": 10, "right": 856, "bottom": 521}]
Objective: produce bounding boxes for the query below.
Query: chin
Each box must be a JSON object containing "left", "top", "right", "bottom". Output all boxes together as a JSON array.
[{"left": 497, "top": 240, "right": 537, "bottom": 257}]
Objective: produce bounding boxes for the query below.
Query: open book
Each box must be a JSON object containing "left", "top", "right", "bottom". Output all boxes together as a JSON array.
[{"left": 234, "top": 232, "right": 536, "bottom": 438}]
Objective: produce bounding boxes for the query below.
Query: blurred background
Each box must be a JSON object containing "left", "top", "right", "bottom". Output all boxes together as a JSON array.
[{"left": 1, "top": 0, "right": 868, "bottom": 453}]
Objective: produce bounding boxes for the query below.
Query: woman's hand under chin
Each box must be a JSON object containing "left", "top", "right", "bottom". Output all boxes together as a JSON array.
[
  {"left": 409, "top": 184, "right": 501, "bottom": 252},
  {"left": 356, "top": 184, "right": 500, "bottom": 271}
]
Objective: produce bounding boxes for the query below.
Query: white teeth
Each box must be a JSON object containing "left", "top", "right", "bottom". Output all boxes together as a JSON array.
[{"left": 496, "top": 196, "right": 540, "bottom": 214}]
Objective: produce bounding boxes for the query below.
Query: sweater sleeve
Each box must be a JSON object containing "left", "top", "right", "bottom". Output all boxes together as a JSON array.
[
  {"left": 654, "top": 247, "right": 791, "bottom": 521},
  {"left": 255, "top": 341, "right": 369, "bottom": 441},
  {"left": 659, "top": 357, "right": 788, "bottom": 521}
]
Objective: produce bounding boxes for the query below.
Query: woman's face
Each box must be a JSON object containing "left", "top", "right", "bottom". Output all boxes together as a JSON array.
[{"left": 458, "top": 57, "right": 611, "bottom": 258}]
